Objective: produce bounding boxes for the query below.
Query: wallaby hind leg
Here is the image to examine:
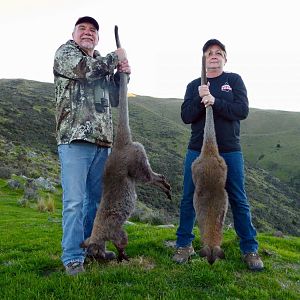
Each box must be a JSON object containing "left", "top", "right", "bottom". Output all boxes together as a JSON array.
[{"left": 86, "top": 243, "right": 106, "bottom": 260}]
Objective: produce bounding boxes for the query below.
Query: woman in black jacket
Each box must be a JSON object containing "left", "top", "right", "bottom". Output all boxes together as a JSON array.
[{"left": 172, "top": 39, "right": 263, "bottom": 271}]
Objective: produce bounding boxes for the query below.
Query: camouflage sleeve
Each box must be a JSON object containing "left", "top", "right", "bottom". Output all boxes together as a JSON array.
[{"left": 53, "top": 42, "right": 119, "bottom": 81}]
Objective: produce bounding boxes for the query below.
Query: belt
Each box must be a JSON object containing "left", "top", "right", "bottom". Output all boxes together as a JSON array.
[{"left": 71, "top": 139, "right": 112, "bottom": 148}]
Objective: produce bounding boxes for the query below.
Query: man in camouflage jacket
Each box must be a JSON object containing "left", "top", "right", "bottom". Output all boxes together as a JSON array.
[{"left": 53, "top": 16, "right": 131, "bottom": 275}]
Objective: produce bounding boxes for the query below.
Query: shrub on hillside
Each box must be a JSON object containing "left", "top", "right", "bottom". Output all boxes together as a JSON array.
[
  {"left": 0, "top": 166, "right": 12, "bottom": 179},
  {"left": 7, "top": 179, "right": 22, "bottom": 189},
  {"left": 17, "top": 197, "right": 29, "bottom": 207},
  {"left": 130, "top": 201, "right": 172, "bottom": 225}
]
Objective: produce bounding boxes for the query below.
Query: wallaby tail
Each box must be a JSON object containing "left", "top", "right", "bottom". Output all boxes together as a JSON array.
[
  {"left": 201, "top": 54, "right": 217, "bottom": 152},
  {"left": 114, "top": 25, "right": 132, "bottom": 147}
]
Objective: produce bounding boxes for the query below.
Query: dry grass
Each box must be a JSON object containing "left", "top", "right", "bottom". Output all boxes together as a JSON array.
[{"left": 37, "top": 194, "right": 55, "bottom": 212}]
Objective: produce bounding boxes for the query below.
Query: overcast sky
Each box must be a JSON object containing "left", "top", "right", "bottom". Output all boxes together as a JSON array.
[{"left": 1, "top": 0, "right": 299, "bottom": 112}]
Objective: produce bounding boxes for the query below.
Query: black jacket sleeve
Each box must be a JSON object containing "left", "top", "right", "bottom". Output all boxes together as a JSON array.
[
  {"left": 213, "top": 74, "right": 249, "bottom": 121},
  {"left": 181, "top": 78, "right": 206, "bottom": 124}
]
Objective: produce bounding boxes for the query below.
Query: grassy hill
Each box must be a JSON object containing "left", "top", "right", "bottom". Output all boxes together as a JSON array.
[
  {"left": 129, "top": 95, "right": 300, "bottom": 189},
  {"left": 0, "top": 181, "right": 299, "bottom": 300},
  {"left": 241, "top": 108, "right": 300, "bottom": 190},
  {"left": 0, "top": 79, "right": 299, "bottom": 236}
]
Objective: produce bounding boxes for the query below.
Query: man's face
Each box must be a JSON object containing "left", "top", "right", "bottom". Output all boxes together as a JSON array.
[
  {"left": 72, "top": 22, "right": 99, "bottom": 52},
  {"left": 205, "top": 45, "right": 227, "bottom": 70}
]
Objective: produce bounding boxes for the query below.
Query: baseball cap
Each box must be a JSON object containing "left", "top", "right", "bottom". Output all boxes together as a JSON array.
[
  {"left": 203, "top": 39, "right": 226, "bottom": 53},
  {"left": 75, "top": 16, "right": 99, "bottom": 31}
]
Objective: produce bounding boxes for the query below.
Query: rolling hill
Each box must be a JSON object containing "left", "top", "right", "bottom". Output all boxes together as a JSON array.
[{"left": 0, "top": 78, "right": 299, "bottom": 236}]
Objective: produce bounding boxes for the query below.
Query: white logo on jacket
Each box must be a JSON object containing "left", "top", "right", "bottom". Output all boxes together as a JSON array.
[{"left": 221, "top": 82, "right": 232, "bottom": 92}]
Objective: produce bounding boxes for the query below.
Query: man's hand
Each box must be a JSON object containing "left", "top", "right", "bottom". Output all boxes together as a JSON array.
[
  {"left": 115, "top": 48, "right": 127, "bottom": 62},
  {"left": 117, "top": 59, "right": 131, "bottom": 74},
  {"left": 115, "top": 48, "right": 130, "bottom": 74}
]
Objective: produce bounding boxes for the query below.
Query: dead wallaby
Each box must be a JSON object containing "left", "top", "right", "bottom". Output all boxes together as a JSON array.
[
  {"left": 81, "top": 26, "right": 171, "bottom": 262},
  {"left": 191, "top": 55, "right": 228, "bottom": 265}
]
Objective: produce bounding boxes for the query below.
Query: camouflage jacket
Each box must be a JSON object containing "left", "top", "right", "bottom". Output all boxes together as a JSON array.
[{"left": 53, "top": 40, "right": 120, "bottom": 147}]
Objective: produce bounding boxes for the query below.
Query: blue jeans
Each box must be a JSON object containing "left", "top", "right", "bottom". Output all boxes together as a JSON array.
[
  {"left": 58, "top": 142, "right": 110, "bottom": 266},
  {"left": 176, "top": 149, "right": 258, "bottom": 254}
]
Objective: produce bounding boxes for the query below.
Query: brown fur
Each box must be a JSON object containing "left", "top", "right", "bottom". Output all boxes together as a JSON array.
[
  {"left": 81, "top": 27, "right": 171, "bottom": 261},
  {"left": 191, "top": 55, "right": 228, "bottom": 265}
]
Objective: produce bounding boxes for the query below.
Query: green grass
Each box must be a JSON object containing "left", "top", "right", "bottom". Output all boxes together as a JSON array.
[{"left": 0, "top": 182, "right": 299, "bottom": 300}]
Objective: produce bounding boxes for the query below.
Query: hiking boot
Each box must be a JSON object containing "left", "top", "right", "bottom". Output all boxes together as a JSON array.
[
  {"left": 65, "top": 261, "right": 85, "bottom": 276},
  {"left": 243, "top": 252, "right": 264, "bottom": 271},
  {"left": 172, "top": 245, "right": 195, "bottom": 263}
]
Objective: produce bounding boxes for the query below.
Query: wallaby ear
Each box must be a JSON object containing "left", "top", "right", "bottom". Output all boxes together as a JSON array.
[
  {"left": 199, "top": 245, "right": 210, "bottom": 258},
  {"left": 212, "top": 246, "right": 225, "bottom": 260},
  {"left": 200, "top": 246, "right": 225, "bottom": 265}
]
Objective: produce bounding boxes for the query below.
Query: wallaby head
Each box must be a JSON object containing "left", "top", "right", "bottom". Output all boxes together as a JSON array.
[{"left": 199, "top": 245, "right": 225, "bottom": 265}]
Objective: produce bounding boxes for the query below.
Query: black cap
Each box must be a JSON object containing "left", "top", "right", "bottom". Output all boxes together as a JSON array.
[
  {"left": 75, "top": 16, "right": 99, "bottom": 31},
  {"left": 203, "top": 39, "right": 226, "bottom": 53}
]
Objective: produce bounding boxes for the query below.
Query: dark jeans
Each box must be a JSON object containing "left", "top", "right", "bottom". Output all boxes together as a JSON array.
[{"left": 176, "top": 149, "right": 258, "bottom": 254}]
